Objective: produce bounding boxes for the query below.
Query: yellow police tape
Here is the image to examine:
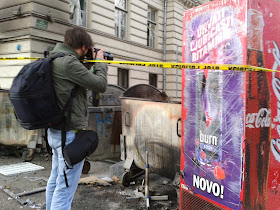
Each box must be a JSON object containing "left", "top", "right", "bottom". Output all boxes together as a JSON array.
[{"left": 0, "top": 57, "right": 279, "bottom": 73}]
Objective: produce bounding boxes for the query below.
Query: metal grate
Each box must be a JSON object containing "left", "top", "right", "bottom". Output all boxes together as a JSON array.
[
  {"left": 180, "top": 188, "right": 222, "bottom": 210},
  {"left": 0, "top": 162, "right": 44, "bottom": 176}
]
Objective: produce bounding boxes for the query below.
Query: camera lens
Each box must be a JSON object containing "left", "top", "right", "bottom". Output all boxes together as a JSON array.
[{"left": 104, "top": 52, "right": 114, "bottom": 61}]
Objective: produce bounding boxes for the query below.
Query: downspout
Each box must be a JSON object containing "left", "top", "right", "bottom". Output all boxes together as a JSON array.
[
  {"left": 163, "top": 0, "right": 167, "bottom": 93},
  {"left": 176, "top": 45, "right": 178, "bottom": 98}
]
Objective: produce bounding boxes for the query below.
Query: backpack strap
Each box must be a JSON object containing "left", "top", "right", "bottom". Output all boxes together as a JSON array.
[
  {"left": 49, "top": 53, "right": 66, "bottom": 60},
  {"left": 44, "top": 51, "right": 49, "bottom": 58}
]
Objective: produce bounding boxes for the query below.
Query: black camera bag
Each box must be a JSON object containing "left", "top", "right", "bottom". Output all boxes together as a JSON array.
[
  {"left": 63, "top": 130, "right": 99, "bottom": 167},
  {"left": 60, "top": 92, "right": 99, "bottom": 188}
]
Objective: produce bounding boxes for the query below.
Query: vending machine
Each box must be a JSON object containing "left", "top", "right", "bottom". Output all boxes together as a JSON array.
[{"left": 181, "top": 0, "right": 280, "bottom": 209}]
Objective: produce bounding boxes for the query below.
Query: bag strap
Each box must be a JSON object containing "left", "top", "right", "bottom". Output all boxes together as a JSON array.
[
  {"left": 44, "top": 129, "right": 52, "bottom": 155},
  {"left": 61, "top": 86, "right": 77, "bottom": 152},
  {"left": 61, "top": 86, "right": 78, "bottom": 187}
]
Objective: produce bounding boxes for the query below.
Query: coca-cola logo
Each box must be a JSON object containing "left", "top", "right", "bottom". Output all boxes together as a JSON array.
[
  {"left": 246, "top": 108, "right": 271, "bottom": 128},
  {"left": 272, "top": 41, "right": 280, "bottom": 163}
]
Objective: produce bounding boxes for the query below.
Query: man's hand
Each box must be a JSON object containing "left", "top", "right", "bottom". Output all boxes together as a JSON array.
[
  {"left": 96, "top": 49, "right": 105, "bottom": 60},
  {"left": 92, "top": 48, "right": 107, "bottom": 60}
]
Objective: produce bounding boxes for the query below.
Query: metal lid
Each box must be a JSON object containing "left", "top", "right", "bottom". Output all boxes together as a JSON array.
[
  {"left": 121, "top": 84, "right": 169, "bottom": 102},
  {"left": 87, "top": 84, "right": 125, "bottom": 106}
]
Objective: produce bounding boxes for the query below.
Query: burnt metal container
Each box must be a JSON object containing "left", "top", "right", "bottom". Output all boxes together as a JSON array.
[
  {"left": 0, "top": 89, "right": 42, "bottom": 161},
  {"left": 87, "top": 85, "right": 125, "bottom": 161},
  {"left": 120, "top": 84, "right": 181, "bottom": 184}
]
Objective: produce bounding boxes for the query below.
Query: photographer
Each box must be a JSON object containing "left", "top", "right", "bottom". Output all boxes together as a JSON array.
[{"left": 46, "top": 27, "right": 107, "bottom": 210}]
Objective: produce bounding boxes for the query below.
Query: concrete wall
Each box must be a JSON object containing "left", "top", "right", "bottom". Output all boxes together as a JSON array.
[{"left": 0, "top": 0, "right": 211, "bottom": 100}]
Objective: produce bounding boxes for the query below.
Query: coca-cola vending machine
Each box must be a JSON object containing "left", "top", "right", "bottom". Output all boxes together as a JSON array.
[{"left": 181, "top": 0, "right": 280, "bottom": 209}]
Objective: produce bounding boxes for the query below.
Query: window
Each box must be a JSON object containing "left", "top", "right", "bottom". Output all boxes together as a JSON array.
[
  {"left": 69, "top": 0, "right": 87, "bottom": 27},
  {"left": 149, "top": 73, "right": 157, "bottom": 88},
  {"left": 115, "top": 0, "right": 127, "bottom": 39},
  {"left": 118, "top": 69, "right": 129, "bottom": 89},
  {"left": 80, "top": 0, "right": 87, "bottom": 26},
  {"left": 147, "top": 7, "right": 156, "bottom": 48}
]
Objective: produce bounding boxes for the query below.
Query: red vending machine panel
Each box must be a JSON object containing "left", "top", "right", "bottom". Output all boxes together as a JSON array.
[{"left": 181, "top": 0, "right": 280, "bottom": 209}]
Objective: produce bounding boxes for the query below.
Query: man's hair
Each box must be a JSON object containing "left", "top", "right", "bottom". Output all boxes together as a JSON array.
[{"left": 64, "top": 27, "right": 93, "bottom": 49}]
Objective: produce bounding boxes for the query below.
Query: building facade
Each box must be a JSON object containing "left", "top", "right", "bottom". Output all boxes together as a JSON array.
[{"left": 0, "top": 0, "right": 210, "bottom": 100}]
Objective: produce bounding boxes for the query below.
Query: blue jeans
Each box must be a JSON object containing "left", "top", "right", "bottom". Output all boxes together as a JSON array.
[{"left": 46, "top": 128, "right": 85, "bottom": 210}]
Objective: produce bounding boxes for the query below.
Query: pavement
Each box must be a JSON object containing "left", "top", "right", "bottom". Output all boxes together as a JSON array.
[{"left": 0, "top": 147, "right": 179, "bottom": 210}]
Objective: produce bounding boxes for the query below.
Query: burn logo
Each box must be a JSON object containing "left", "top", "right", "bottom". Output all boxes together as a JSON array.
[{"left": 200, "top": 130, "right": 218, "bottom": 146}]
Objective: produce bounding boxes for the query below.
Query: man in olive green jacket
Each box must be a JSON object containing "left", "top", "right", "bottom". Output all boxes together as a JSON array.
[{"left": 46, "top": 27, "right": 107, "bottom": 210}]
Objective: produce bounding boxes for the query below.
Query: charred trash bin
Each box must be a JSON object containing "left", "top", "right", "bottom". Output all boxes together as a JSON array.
[
  {"left": 86, "top": 85, "right": 125, "bottom": 164},
  {"left": 120, "top": 84, "right": 181, "bottom": 186},
  {"left": 0, "top": 89, "right": 43, "bottom": 161}
]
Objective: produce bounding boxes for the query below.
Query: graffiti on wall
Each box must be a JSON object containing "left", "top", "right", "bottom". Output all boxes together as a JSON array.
[{"left": 95, "top": 113, "right": 113, "bottom": 136}]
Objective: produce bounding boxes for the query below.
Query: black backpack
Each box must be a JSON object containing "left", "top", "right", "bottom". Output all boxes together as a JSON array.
[{"left": 9, "top": 53, "right": 73, "bottom": 130}]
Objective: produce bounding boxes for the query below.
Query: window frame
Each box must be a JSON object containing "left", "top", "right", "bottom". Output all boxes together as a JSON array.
[
  {"left": 70, "top": 0, "right": 87, "bottom": 27},
  {"left": 118, "top": 68, "right": 129, "bottom": 89},
  {"left": 80, "top": 0, "right": 87, "bottom": 27},
  {"left": 115, "top": 0, "right": 128, "bottom": 39},
  {"left": 147, "top": 7, "right": 156, "bottom": 48},
  {"left": 149, "top": 73, "right": 157, "bottom": 88}
]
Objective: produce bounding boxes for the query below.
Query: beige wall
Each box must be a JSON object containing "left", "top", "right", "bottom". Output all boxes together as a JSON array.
[{"left": 0, "top": 0, "right": 211, "bottom": 100}]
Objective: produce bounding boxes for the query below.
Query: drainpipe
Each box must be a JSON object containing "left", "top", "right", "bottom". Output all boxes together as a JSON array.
[
  {"left": 176, "top": 45, "right": 178, "bottom": 98},
  {"left": 162, "top": 0, "right": 167, "bottom": 93}
]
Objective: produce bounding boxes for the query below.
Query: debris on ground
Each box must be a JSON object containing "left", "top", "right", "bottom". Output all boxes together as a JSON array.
[
  {"left": 100, "top": 177, "right": 114, "bottom": 183},
  {"left": 162, "top": 180, "right": 169, "bottom": 185},
  {"left": 0, "top": 155, "right": 179, "bottom": 209},
  {"left": 0, "top": 180, "right": 47, "bottom": 209},
  {"left": 112, "top": 175, "right": 120, "bottom": 183},
  {"left": 24, "top": 176, "right": 48, "bottom": 182},
  {"left": 0, "top": 162, "right": 44, "bottom": 176},
  {"left": 151, "top": 195, "right": 168, "bottom": 201},
  {"left": 78, "top": 175, "right": 111, "bottom": 186},
  {"left": 133, "top": 188, "right": 145, "bottom": 198}
]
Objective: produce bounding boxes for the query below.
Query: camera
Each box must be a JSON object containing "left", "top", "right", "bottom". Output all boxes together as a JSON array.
[{"left": 85, "top": 48, "right": 113, "bottom": 60}]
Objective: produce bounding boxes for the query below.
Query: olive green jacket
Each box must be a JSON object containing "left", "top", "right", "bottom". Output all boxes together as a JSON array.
[{"left": 50, "top": 43, "right": 107, "bottom": 130}]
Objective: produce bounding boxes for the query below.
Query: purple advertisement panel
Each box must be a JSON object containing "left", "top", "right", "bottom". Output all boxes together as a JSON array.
[{"left": 182, "top": 1, "right": 246, "bottom": 209}]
